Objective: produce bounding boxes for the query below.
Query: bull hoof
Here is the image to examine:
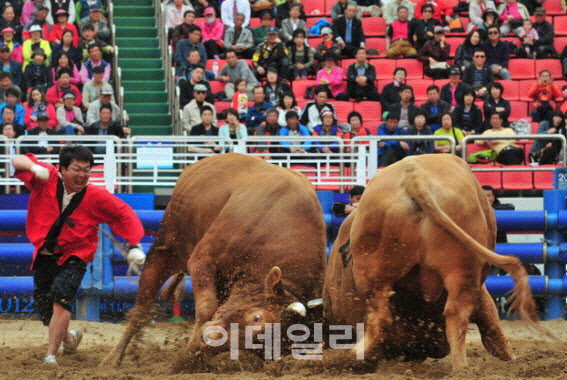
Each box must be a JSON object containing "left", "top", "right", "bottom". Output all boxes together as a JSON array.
[{"left": 98, "top": 354, "right": 121, "bottom": 369}]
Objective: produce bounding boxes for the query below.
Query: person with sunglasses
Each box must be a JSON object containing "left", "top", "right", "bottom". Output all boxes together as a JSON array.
[
  {"left": 480, "top": 24, "right": 511, "bottom": 80},
  {"left": 462, "top": 48, "right": 494, "bottom": 99}
]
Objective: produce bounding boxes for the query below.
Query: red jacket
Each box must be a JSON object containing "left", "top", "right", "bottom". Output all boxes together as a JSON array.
[
  {"left": 23, "top": 102, "right": 57, "bottom": 130},
  {"left": 46, "top": 83, "right": 82, "bottom": 107},
  {"left": 15, "top": 154, "right": 145, "bottom": 269},
  {"left": 48, "top": 23, "right": 80, "bottom": 46}
]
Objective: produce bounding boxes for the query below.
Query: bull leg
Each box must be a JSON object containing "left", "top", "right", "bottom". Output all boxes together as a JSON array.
[
  {"left": 442, "top": 273, "right": 478, "bottom": 370},
  {"left": 187, "top": 255, "right": 219, "bottom": 353},
  {"left": 100, "top": 248, "right": 181, "bottom": 368},
  {"left": 472, "top": 285, "right": 515, "bottom": 361}
]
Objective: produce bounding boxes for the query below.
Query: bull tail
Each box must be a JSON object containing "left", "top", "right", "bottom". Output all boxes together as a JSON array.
[
  {"left": 160, "top": 272, "right": 186, "bottom": 304},
  {"left": 403, "top": 161, "right": 548, "bottom": 335}
]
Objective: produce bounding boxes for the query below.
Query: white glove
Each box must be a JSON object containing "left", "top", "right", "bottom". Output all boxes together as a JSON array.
[
  {"left": 31, "top": 164, "right": 49, "bottom": 181},
  {"left": 127, "top": 244, "right": 146, "bottom": 266}
]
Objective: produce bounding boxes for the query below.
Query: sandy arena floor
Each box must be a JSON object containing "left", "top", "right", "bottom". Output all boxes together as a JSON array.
[{"left": 1, "top": 318, "right": 566, "bottom": 380}]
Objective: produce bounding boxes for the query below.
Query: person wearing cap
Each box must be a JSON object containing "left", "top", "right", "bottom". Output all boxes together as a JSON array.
[
  {"left": 496, "top": 0, "right": 529, "bottom": 37},
  {"left": 314, "top": 27, "right": 341, "bottom": 71},
  {"left": 182, "top": 83, "right": 217, "bottom": 133},
  {"left": 468, "top": 0, "right": 496, "bottom": 32},
  {"left": 21, "top": 0, "right": 54, "bottom": 27},
  {"left": 23, "top": 48, "right": 53, "bottom": 93},
  {"left": 0, "top": 27, "right": 23, "bottom": 64},
  {"left": 252, "top": 25, "right": 290, "bottom": 81},
  {"left": 24, "top": 111, "right": 60, "bottom": 154},
  {"left": 440, "top": 66, "right": 468, "bottom": 111},
  {"left": 332, "top": 4, "right": 365, "bottom": 58},
  {"left": 0, "top": 46, "right": 22, "bottom": 91},
  {"left": 85, "top": 104, "right": 131, "bottom": 148},
  {"left": 0, "top": 87, "right": 25, "bottom": 126},
  {"left": 22, "top": 5, "right": 52, "bottom": 39},
  {"left": 417, "top": 26, "right": 451, "bottom": 80},
  {"left": 51, "top": 0, "right": 76, "bottom": 26},
  {"left": 24, "top": 87, "right": 57, "bottom": 130},
  {"left": 386, "top": 6, "right": 417, "bottom": 59},
  {"left": 0, "top": 6, "right": 23, "bottom": 44},
  {"left": 312, "top": 109, "right": 340, "bottom": 154},
  {"left": 47, "top": 68, "right": 82, "bottom": 108},
  {"left": 480, "top": 24, "right": 511, "bottom": 80},
  {"left": 76, "top": 0, "right": 106, "bottom": 26},
  {"left": 165, "top": 0, "right": 194, "bottom": 31},
  {"left": 174, "top": 25, "right": 207, "bottom": 67},
  {"left": 377, "top": 111, "right": 409, "bottom": 166},
  {"left": 529, "top": 7, "right": 555, "bottom": 59},
  {"left": 222, "top": 13, "right": 255, "bottom": 59},
  {"left": 410, "top": 3, "right": 441, "bottom": 51},
  {"left": 199, "top": 7, "right": 224, "bottom": 58},
  {"left": 346, "top": 47, "right": 380, "bottom": 102},
  {"left": 56, "top": 91, "right": 84, "bottom": 134},
  {"left": 86, "top": 86, "right": 120, "bottom": 125},
  {"left": 220, "top": 0, "right": 251, "bottom": 28},
  {"left": 383, "top": 0, "right": 414, "bottom": 25},
  {"left": 80, "top": 3, "right": 111, "bottom": 43},
  {"left": 253, "top": 11, "right": 277, "bottom": 45},
  {"left": 79, "top": 43, "right": 110, "bottom": 84},
  {"left": 280, "top": 4, "right": 308, "bottom": 43},
  {"left": 50, "top": 8, "right": 79, "bottom": 46},
  {"left": 22, "top": 24, "right": 52, "bottom": 70},
  {"left": 477, "top": 8, "right": 498, "bottom": 40}
]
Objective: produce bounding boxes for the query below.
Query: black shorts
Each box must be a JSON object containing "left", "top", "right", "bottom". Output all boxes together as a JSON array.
[{"left": 33, "top": 254, "right": 87, "bottom": 326}]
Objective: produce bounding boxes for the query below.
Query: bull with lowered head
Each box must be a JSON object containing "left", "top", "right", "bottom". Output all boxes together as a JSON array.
[{"left": 101, "top": 154, "right": 326, "bottom": 367}]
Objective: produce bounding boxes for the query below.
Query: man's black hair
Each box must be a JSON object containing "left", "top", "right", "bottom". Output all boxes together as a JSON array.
[
  {"left": 349, "top": 185, "right": 365, "bottom": 197},
  {"left": 201, "top": 105, "right": 214, "bottom": 115},
  {"left": 57, "top": 67, "right": 72, "bottom": 79},
  {"left": 386, "top": 112, "right": 400, "bottom": 121},
  {"left": 5, "top": 87, "right": 19, "bottom": 98},
  {"left": 59, "top": 145, "right": 94, "bottom": 172},
  {"left": 0, "top": 72, "right": 12, "bottom": 80},
  {"left": 99, "top": 103, "right": 112, "bottom": 113}
]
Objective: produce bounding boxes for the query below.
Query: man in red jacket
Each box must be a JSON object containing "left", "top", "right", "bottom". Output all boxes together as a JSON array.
[{"left": 12, "top": 145, "right": 145, "bottom": 365}]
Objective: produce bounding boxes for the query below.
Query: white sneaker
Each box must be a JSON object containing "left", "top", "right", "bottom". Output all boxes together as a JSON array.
[
  {"left": 61, "top": 330, "right": 83, "bottom": 354},
  {"left": 43, "top": 355, "right": 57, "bottom": 364}
]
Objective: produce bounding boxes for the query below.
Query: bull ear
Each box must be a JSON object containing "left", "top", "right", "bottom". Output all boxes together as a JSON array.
[{"left": 265, "top": 266, "right": 284, "bottom": 297}]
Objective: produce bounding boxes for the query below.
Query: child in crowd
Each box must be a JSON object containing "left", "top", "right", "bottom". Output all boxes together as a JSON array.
[
  {"left": 232, "top": 79, "right": 249, "bottom": 120},
  {"left": 518, "top": 19, "right": 539, "bottom": 59}
]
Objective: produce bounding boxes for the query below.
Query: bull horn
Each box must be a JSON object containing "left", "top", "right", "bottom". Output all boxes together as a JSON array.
[
  {"left": 307, "top": 298, "right": 323, "bottom": 308},
  {"left": 286, "top": 302, "right": 307, "bottom": 317}
]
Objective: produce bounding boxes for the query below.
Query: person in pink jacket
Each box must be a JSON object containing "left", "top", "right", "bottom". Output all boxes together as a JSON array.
[
  {"left": 49, "top": 9, "right": 80, "bottom": 46},
  {"left": 0, "top": 27, "right": 23, "bottom": 64},
  {"left": 316, "top": 52, "right": 347, "bottom": 100},
  {"left": 199, "top": 7, "right": 224, "bottom": 58},
  {"left": 52, "top": 51, "right": 81, "bottom": 86}
]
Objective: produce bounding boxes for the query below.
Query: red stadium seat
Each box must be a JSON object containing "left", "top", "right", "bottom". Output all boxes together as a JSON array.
[
  {"left": 518, "top": 80, "right": 534, "bottom": 101},
  {"left": 377, "top": 79, "right": 388, "bottom": 92},
  {"left": 366, "top": 38, "right": 386, "bottom": 55},
  {"left": 354, "top": 101, "right": 382, "bottom": 123},
  {"left": 361, "top": 17, "right": 387, "bottom": 37},
  {"left": 446, "top": 37, "right": 464, "bottom": 57},
  {"left": 497, "top": 80, "right": 519, "bottom": 101},
  {"left": 501, "top": 165, "right": 533, "bottom": 190},
  {"left": 306, "top": 17, "right": 332, "bottom": 32},
  {"left": 534, "top": 165, "right": 561, "bottom": 190},
  {"left": 554, "top": 37, "right": 567, "bottom": 55},
  {"left": 553, "top": 15, "right": 567, "bottom": 36},
  {"left": 370, "top": 59, "right": 397, "bottom": 79},
  {"left": 535, "top": 59, "right": 563, "bottom": 79},
  {"left": 509, "top": 59, "right": 535, "bottom": 80},
  {"left": 307, "top": 37, "right": 322, "bottom": 49},
  {"left": 469, "top": 164, "right": 502, "bottom": 189},
  {"left": 530, "top": 122, "right": 539, "bottom": 134},
  {"left": 292, "top": 79, "right": 317, "bottom": 100},
  {"left": 543, "top": 0, "right": 564, "bottom": 15},
  {"left": 208, "top": 80, "right": 224, "bottom": 94},
  {"left": 509, "top": 101, "right": 529, "bottom": 121},
  {"left": 396, "top": 59, "right": 423, "bottom": 79},
  {"left": 340, "top": 58, "right": 357, "bottom": 76},
  {"left": 406, "top": 78, "right": 434, "bottom": 100},
  {"left": 333, "top": 101, "right": 354, "bottom": 123},
  {"left": 297, "top": 98, "right": 310, "bottom": 108},
  {"left": 324, "top": 0, "right": 334, "bottom": 16},
  {"left": 249, "top": 18, "right": 275, "bottom": 28},
  {"left": 214, "top": 101, "right": 231, "bottom": 115},
  {"left": 302, "top": 0, "right": 325, "bottom": 16},
  {"left": 434, "top": 78, "right": 450, "bottom": 88}
]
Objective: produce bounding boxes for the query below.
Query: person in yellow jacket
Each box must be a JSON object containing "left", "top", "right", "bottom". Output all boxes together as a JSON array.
[{"left": 22, "top": 24, "right": 51, "bottom": 70}]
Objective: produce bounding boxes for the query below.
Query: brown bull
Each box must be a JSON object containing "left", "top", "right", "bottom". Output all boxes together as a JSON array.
[
  {"left": 102, "top": 153, "right": 326, "bottom": 367},
  {"left": 324, "top": 154, "right": 544, "bottom": 370}
]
